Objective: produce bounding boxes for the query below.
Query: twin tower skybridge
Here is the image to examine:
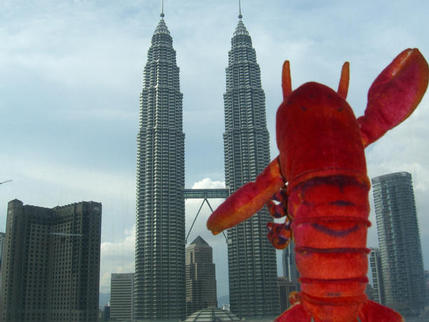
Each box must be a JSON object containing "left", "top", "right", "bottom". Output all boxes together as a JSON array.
[{"left": 184, "top": 188, "right": 230, "bottom": 244}]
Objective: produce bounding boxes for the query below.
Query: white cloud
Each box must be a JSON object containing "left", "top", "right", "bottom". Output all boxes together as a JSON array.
[
  {"left": 191, "top": 177, "right": 225, "bottom": 189},
  {"left": 99, "top": 225, "right": 135, "bottom": 293}
]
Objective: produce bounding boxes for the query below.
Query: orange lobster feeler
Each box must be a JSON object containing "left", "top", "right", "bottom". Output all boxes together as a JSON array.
[{"left": 207, "top": 48, "right": 428, "bottom": 321}]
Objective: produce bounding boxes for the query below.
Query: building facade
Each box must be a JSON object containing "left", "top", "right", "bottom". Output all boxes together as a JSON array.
[
  {"left": 110, "top": 273, "right": 134, "bottom": 321},
  {"left": 185, "top": 236, "right": 217, "bottom": 316},
  {"left": 369, "top": 248, "right": 384, "bottom": 304},
  {"left": 0, "top": 199, "right": 101, "bottom": 322},
  {"left": 282, "top": 240, "right": 299, "bottom": 287},
  {"left": 0, "top": 232, "right": 5, "bottom": 291},
  {"left": 134, "top": 12, "right": 185, "bottom": 321},
  {"left": 223, "top": 13, "right": 279, "bottom": 318},
  {"left": 372, "top": 172, "right": 425, "bottom": 315}
]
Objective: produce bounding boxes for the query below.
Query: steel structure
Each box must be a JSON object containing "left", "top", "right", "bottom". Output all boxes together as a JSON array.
[{"left": 184, "top": 189, "right": 229, "bottom": 244}]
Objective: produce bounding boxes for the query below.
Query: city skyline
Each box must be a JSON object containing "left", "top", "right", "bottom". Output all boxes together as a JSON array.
[{"left": 0, "top": 0, "right": 428, "bottom": 301}]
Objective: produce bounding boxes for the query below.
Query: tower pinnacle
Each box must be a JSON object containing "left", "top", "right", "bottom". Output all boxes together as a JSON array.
[
  {"left": 161, "top": 0, "right": 164, "bottom": 18},
  {"left": 238, "top": 0, "right": 243, "bottom": 19}
]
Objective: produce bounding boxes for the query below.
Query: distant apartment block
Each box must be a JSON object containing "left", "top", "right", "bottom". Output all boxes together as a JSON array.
[
  {"left": 185, "top": 236, "right": 217, "bottom": 316},
  {"left": 372, "top": 172, "right": 425, "bottom": 315},
  {"left": 369, "top": 248, "right": 384, "bottom": 304},
  {"left": 0, "top": 199, "right": 101, "bottom": 322},
  {"left": 110, "top": 273, "right": 134, "bottom": 321}
]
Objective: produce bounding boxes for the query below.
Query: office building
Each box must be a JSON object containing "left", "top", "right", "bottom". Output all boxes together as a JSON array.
[
  {"left": 369, "top": 248, "right": 384, "bottom": 304},
  {"left": 222, "top": 11, "right": 279, "bottom": 318},
  {"left": 372, "top": 172, "right": 425, "bottom": 315},
  {"left": 0, "top": 199, "right": 101, "bottom": 322},
  {"left": 185, "top": 236, "right": 217, "bottom": 316},
  {"left": 282, "top": 240, "right": 299, "bottom": 286},
  {"left": 134, "top": 10, "right": 185, "bottom": 321},
  {"left": 110, "top": 273, "right": 134, "bottom": 321}
]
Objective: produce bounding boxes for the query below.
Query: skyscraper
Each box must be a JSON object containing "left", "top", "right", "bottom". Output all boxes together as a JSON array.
[
  {"left": 110, "top": 273, "right": 134, "bottom": 321},
  {"left": 0, "top": 199, "right": 101, "bottom": 322},
  {"left": 369, "top": 248, "right": 384, "bottom": 304},
  {"left": 134, "top": 10, "right": 185, "bottom": 321},
  {"left": 222, "top": 11, "right": 279, "bottom": 318},
  {"left": 185, "top": 236, "right": 217, "bottom": 316},
  {"left": 372, "top": 172, "right": 425, "bottom": 315}
]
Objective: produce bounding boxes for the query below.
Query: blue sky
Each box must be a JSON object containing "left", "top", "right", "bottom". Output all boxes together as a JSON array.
[{"left": 1, "top": 0, "right": 428, "bottom": 299}]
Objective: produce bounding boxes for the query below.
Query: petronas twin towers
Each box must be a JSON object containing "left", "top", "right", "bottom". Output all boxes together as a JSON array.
[{"left": 135, "top": 9, "right": 279, "bottom": 321}]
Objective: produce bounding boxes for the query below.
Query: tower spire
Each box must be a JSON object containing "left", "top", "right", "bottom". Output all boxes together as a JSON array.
[
  {"left": 238, "top": 0, "right": 243, "bottom": 19},
  {"left": 160, "top": 0, "right": 164, "bottom": 18}
]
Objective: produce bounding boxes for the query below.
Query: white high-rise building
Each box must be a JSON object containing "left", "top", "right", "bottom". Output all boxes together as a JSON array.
[{"left": 110, "top": 273, "right": 134, "bottom": 321}]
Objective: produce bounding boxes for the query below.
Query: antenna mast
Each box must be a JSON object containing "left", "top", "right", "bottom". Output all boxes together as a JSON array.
[
  {"left": 161, "top": 0, "right": 165, "bottom": 18},
  {"left": 238, "top": 0, "right": 243, "bottom": 19}
]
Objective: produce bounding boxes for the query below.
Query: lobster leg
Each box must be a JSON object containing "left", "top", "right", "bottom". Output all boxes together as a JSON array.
[
  {"left": 267, "top": 221, "right": 292, "bottom": 249},
  {"left": 267, "top": 187, "right": 288, "bottom": 218}
]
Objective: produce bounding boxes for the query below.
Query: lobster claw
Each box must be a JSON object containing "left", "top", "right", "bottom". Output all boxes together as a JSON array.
[{"left": 358, "top": 48, "right": 429, "bottom": 147}]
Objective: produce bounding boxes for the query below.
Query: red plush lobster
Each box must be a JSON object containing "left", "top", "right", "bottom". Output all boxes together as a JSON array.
[{"left": 207, "top": 48, "right": 428, "bottom": 321}]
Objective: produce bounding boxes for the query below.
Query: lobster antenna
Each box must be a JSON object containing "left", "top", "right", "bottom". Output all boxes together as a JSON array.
[
  {"left": 282, "top": 60, "right": 292, "bottom": 100},
  {"left": 337, "top": 62, "right": 350, "bottom": 99}
]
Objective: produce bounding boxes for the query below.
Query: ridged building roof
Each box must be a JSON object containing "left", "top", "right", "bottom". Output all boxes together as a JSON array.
[
  {"left": 184, "top": 307, "right": 240, "bottom": 321},
  {"left": 233, "top": 19, "right": 249, "bottom": 36},
  {"left": 154, "top": 18, "right": 170, "bottom": 35},
  {"left": 190, "top": 236, "right": 210, "bottom": 247}
]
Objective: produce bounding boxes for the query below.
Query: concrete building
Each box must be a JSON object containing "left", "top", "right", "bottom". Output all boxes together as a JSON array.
[
  {"left": 372, "top": 172, "right": 425, "bottom": 315},
  {"left": 0, "top": 199, "right": 101, "bottom": 322},
  {"left": 369, "top": 248, "right": 384, "bottom": 304},
  {"left": 110, "top": 273, "right": 134, "bottom": 321},
  {"left": 282, "top": 240, "right": 299, "bottom": 287},
  {"left": 222, "top": 10, "right": 279, "bottom": 318},
  {"left": 185, "top": 236, "right": 217, "bottom": 316},
  {"left": 134, "top": 9, "right": 185, "bottom": 321}
]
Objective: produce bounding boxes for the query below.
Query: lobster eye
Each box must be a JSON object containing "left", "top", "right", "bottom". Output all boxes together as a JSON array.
[{"left": 300, "top": 105, "right": 308, "bottom": 111}]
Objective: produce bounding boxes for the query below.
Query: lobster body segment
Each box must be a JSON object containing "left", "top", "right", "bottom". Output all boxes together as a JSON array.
[{"left": 207, "top": 49, "right": 428, "bottom": 321}]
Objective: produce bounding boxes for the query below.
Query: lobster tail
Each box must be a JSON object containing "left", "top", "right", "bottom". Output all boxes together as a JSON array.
[{"left": 288, "top": 175, "right": 371, "bottom": 321}]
